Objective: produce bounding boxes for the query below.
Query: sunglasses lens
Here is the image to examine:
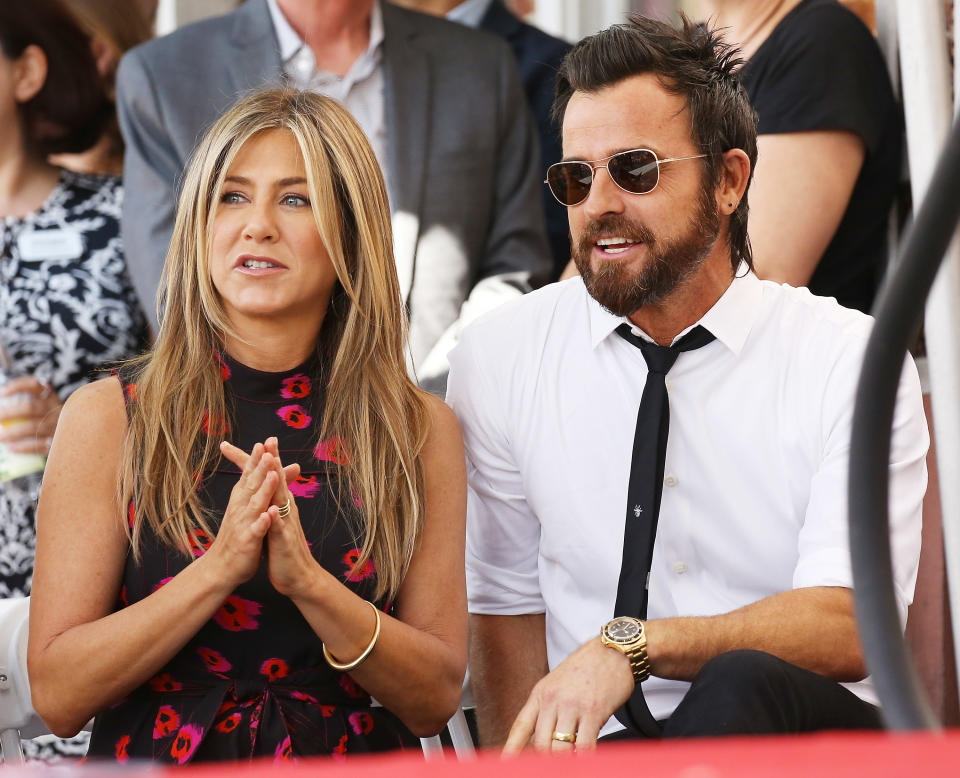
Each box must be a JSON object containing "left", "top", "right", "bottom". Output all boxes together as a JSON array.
[
  {"left": 609, "top": 149, "right": 659, "bottom": 194},
  {"left": 547, "top": 162, "right": 593, "bottom": 206}
]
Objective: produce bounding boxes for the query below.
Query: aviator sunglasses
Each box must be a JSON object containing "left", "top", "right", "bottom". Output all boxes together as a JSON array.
[{"left": 545, "top": 148, "right": 708, "bottom": 207}]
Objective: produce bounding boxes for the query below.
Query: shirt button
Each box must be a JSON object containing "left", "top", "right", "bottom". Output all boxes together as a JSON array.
[
  {"left": 665, "top": 475, "right": 678, "bottom": 487},
  {"left": 674, "top": 561, "right": 688, "bottom": 575}
]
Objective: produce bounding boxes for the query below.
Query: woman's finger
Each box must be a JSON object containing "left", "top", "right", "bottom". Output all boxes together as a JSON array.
[
  {"left": 220, "top": 440, "right": 250, "bottom": 470},
  {"left": 0, "top": 419, "right": 38, "bottom": 443},
  {"left": 0, "top": 376, "right": 48, "bottom": 398},
  {"left": 235, "top": 442, "right": 262, "bottom": 489},
  {"left": 4, "top": 437, "right": 53, "bottom": 456},
  {"left": 282, "top": 463, "right": 301, "bottom": 484}
]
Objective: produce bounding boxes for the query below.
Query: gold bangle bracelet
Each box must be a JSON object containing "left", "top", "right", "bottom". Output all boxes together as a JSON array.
[{"left": 322, "top": 600, "right": 381, "bottom": 672}]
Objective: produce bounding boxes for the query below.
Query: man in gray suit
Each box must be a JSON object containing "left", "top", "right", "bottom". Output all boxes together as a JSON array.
[{"left": 116, "top": 0, "right": 550, "bottom": 390}]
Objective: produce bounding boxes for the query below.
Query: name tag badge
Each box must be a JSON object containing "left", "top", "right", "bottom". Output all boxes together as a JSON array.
[{"left": 16, "top": 229, "right": 84, "bottom": 261}]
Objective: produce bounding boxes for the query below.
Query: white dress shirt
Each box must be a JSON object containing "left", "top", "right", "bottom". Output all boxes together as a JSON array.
[
  {"left": 446, "top": 0, "right": 494, "bottom": 28},
  {"left": 266, "top": 0, "right": 388, "bottom": 184},
  {"left": 446, "top": 271, "right": 928, "bottom": 735}
]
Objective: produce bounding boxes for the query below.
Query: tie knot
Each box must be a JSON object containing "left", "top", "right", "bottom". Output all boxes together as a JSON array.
[{"left": 615, "top": 323, "right": 715, "bottom": 375}]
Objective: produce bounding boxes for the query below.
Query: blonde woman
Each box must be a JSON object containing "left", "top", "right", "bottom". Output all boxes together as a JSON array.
[{"left": 27, "top": 89, "right": 467, "bottom": 764}]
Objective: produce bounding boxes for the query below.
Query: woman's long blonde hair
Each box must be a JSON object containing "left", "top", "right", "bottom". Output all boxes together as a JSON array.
[{"left": 120, "top": 89, "right": 431, "bottom": 601}]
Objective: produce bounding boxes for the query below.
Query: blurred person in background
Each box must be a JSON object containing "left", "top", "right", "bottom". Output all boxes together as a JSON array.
[
  {"left": 28, "top": 88, "right": 467, "bottom": 764},
  {"left": 116, "top": 0, "right": 550, "bottom": 394},
  {"left": 0, "top": 0, "right": 149, "bottom": 761},
  {"left": 702, "top": 0, "right": 900, "bottom": 313},
  {"left": 51, "top": 0, "right": 153, "bottom": 176},
  {"left": 394, "top": 0, "right": 572, "bottom": 279}
]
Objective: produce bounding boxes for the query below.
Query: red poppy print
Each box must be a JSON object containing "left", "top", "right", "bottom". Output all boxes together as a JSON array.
[
  {"left": 215, "top": 351, "right": 231, "bottom": 381},
  {"left": 127, "top": 501, "right": 136, "bottom": 529},
  {"left": 149, "top": 673, "right": 183, "bottom": 692},
  {"left": 274, "top": 735, "right": 296, "bottom": 764},
  {"left": 119, "top": 585, "right": 128, "bottom": 607},
  {"left": 153, "top": 705, "right": 180, "bottom": 739},
  {"left": 280, "top": 373, "right": 311, "bottom": 399},
  {"left": 202, "top": 410, "right": 229, "bottom": 436},
  {"left": 314, "top": 436, "right": 349, "bottom": 465},
  {"left": 348, "top": 711, "right": 374, "bottom": 735},
  {"left": 215, "top": 711, "right": 242, "bottom": 733},
  {"left": 342, "top": 548, "right": 375, "bottom": 582},
  {"left": 290, "top": 690, "right": 319, "bottom": 705},
  {"left": 124, "top": 382, "right": 138, "bottom": 402},
  {"left": 115, "top": 734, "right": 130, "bottom": 763},
  {"left": 338, "top": 674, "right": 365, "bottom": 699},
  {"left": 333, "top": 734, "right": 348, "bottom": 759},
  {"left": 213, "top": 595, "right": 262, "bottom": 631},
  {"left": 289, "top": 474, "right": 321, "bottom": 499},
  {"left": 277, "top": 404, "right": 311, "bottom": 430},
  {"left": 170, "top": 723, "right": 203, "bottom": 764},
  {"left": 197, "top": 647, "right": 232, "bottom": 673},
  {"left": 259, "top": 657, "right": 289, "bottom": 681},
  {"left": 151, "top": 576, "right": 173, "bottom": 593},
  {"left": 319, "top": 704, "right": 336, "bottom": 717},
  {"left": 189, "top": 529, "right": 213, "bottom": 557},
  {"left": 216, "top": 699, "right": 236, "bottom": 716}
]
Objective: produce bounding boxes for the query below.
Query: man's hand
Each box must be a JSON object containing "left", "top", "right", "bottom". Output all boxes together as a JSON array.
[{"left": 503, "top": 637, "right": 634, "bottom": 754}]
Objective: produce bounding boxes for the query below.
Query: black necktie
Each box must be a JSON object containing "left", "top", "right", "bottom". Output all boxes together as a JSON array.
[{"left": 612, "top": 322, "right": 715, "bottom": 736}]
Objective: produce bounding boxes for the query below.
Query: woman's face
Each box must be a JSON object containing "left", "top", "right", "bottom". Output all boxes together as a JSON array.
[{"left": 209, "top": 128, "right": 338, "bottom": 334}]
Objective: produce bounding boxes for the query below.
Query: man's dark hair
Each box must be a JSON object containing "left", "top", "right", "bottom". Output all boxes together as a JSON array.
[
  {"left": 0, "top": 0, "right": 109, "bottom": 156},
  {"left": 553, "top": 14, "right": 759, "bottom": 272}
]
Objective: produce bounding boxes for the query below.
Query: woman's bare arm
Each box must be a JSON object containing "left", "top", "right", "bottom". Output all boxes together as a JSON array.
[{"left": 28, "top": 377, "right": 279, "bottom": 736}]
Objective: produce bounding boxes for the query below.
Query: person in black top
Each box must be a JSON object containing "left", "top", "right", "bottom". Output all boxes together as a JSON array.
[{"left": 704, "top": 0, "right": 900, "bottom": 313}]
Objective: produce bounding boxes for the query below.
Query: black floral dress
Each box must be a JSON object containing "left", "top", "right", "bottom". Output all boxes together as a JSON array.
[
  {"left": 0, "top": 169, "right": 148, "bottom": 599},
  {"left": 87, "top": 352, "right": 412, "bottom": 764}
]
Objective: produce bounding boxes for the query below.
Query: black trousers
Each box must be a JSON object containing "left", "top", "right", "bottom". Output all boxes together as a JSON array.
[{"left": 603, "top": 649, "right": 883, "bottom": 740}]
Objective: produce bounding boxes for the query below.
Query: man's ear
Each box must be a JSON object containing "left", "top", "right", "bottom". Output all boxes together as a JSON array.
[
  {"left": 714, "top": 148, "right": 751, "bottom": 216},
  {"left": 13, "top": 45, "right": 48, "bottom": 104}
]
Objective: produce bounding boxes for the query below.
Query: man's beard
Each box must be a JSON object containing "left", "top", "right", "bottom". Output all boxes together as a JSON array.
[{"left": 572, "top": 185, "right": 721, "bottom": 317}]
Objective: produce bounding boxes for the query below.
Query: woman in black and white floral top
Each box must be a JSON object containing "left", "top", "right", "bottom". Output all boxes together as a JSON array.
[{"left": 0, "top": 2, "right": 147, "bottom": 605}]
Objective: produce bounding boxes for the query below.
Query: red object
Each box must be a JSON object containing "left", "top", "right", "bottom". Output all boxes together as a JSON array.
[{"left": 81, "top": 729, "right": 960, "bottom": 777}]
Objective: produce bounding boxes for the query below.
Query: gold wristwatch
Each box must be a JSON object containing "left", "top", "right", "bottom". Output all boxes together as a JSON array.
[{"left": 600, "top": 616, "right": 651, "bottom": 683}]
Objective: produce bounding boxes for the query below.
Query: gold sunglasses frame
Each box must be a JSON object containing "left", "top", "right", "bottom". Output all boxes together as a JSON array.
[{"left": 544, "top": 148, "right": 708, "bottom": 206}]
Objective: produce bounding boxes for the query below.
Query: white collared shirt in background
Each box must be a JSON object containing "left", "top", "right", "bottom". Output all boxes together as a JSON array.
[
  {"left": 446, "top": 0, "right": 494, "bottom": 27},
  {"left": 265, "top": 0, "right": 387, "bottom": 188},
  {"left": 446, "top": 271, "right": 928, "bottom": 735}
]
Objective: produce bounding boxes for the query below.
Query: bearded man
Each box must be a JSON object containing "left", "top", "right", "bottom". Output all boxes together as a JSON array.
[{"left": 445, "top": 15, "right": 928, "bottom": 750}]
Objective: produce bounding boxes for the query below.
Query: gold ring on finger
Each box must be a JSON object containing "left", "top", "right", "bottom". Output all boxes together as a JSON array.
[
  {"left": 277, "top": 498, "right": 291, "bottom": 518},
  {"left": 551, "top": 731, "right": 576, "bottom": 743}
]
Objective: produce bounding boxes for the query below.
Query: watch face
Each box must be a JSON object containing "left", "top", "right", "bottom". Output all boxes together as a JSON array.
[{"left": 607, "top": 617, "right": 641, "bottom": 642}]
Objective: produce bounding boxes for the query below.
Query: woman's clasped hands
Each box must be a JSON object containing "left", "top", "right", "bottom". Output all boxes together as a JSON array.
[{"left": 217, "top": 437, "right": 317, "bottom": 598}]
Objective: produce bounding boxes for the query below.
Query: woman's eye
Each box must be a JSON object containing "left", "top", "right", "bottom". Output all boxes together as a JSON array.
[
  {"left": 221, "top": 191, "right": 245, "bottom": 204},
  {"left": 281, "top": 194, "right": 309, "bottom": 207}
]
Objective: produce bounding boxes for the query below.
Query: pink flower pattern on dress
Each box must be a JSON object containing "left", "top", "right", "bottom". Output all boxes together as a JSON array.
[
  {"left": 277, "top": 404, "right": 311, "bottom": 429},
  {"left": 197, "top": 646, "right": 232, "bottom": 673},
  {"left": 213, "top": 595, "right": 262, "bottom": 631},
  {"left": 280, "top": 374, "right": 311, "bottom": 399},
  {"left": 289, "top": 474, "right": 321, "bottom": 498},
  {"left": 314, "top": 436, "right": 349, "bottom": 465}
]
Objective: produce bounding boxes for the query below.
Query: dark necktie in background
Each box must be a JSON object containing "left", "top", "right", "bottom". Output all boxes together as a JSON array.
[{"left": 612, "top": 322, "right": 716, "bottom": 736}]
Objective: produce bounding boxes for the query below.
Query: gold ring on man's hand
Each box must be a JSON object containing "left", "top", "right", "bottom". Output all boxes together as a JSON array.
[
  {"left": 277, "top": 498, "right": 291, "bottom": 518},
  {"left": 551, "top": 731, "right": 576, "bottom": 743}
]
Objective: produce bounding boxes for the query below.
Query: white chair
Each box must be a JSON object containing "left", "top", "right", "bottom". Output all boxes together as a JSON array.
[
  {"left": 0, "top": 597, "right": 46, "bottom": 764},
  {"left": 419, "top": 705, "right": 475, "bottom": 760}
]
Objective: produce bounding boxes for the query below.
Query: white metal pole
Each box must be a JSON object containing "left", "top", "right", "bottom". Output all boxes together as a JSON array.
[{"left": 897, "top": 0, "right": 960, "bottom": 697}]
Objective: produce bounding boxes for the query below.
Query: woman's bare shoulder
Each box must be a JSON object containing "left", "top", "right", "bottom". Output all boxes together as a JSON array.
[{"left": 56, "top": 375, "right": 128, "bottom": 444}]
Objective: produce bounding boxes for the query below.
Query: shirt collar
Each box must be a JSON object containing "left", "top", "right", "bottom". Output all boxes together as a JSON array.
[
  {"left": 587, "top": 265, "right": 762, "bottom": 355},
  {"left": 267, "top": 0, "right": 384, "bottom": 73},
  {"left": 446, "top": 0, "right": 495, "bottom": 28}
]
